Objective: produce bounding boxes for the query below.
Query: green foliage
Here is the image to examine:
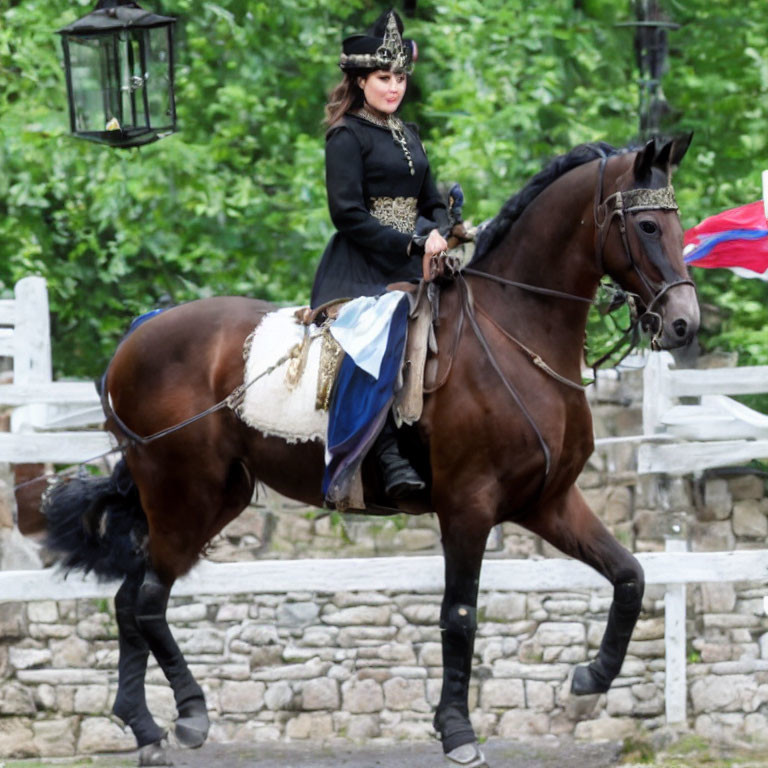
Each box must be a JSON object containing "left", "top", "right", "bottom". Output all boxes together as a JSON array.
[
  {"left": 95, "top": 596, "right": 111, "bottom": 615},
  {"left": 0, "top": 0, "right": 766, "bottom": 376},
  {"left": 621, "top": 736, "right": 656, "bottom": 764},
  {"left": 413, "top": 0, "right": 637, "bottom": 220},
  {"left": 663, "top": 0, "right": 768, "bottom": 369}
]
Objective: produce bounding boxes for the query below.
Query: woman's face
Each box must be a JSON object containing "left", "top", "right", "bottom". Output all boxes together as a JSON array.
[{"left": 358, "top": 70, "right": 407, "bottom": 115}]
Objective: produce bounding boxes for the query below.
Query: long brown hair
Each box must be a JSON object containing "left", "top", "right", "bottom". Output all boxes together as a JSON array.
[{"left": 324, "top": 71, "right": 366, "bottom": 132}]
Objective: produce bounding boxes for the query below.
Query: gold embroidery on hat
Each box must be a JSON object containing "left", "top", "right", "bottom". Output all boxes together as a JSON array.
[{"left": 339, "top": 11, "right": 413, "bottom": 74}]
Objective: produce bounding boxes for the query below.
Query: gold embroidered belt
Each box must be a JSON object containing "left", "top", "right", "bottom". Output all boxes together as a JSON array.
[{"left": 370, "top": 196, "right": 418, "bottom": 234}]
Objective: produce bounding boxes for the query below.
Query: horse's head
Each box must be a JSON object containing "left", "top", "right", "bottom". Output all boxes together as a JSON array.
[{"left": 597, "top": 134, "right": 699, "bottom": 350}]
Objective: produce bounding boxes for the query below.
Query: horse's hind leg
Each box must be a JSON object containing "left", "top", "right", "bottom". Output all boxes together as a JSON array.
[
  {"left": 124, "top": 430, "right": 253, "bottom": 754},
  {"left": 113, "top": 570, "right": 169, "bottom": 766},
  {"left": 434, "top": 512, "right": 491, "bottom": 767},
  {"left": 135, "top": 567, "right": 210, "bottom": 749},
  {"left": 523, "top": 486, "right": 645, "bottom": 696}
]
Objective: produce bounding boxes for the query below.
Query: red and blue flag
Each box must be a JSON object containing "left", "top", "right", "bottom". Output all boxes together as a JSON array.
[{"left": 684, "top": 200, "right": 768, "bottom": 278}]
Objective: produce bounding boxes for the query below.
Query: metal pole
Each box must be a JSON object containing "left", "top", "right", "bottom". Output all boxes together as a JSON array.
[{"left": 617, "top": 1, "right": 679, "bottom": 141}]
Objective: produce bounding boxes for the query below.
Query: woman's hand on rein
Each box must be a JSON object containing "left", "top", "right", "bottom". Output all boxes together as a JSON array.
[
  {"left": 425, "top": 228, "right": 448, "bottom": 257},
  {"left": 422, "top": 229, "right": 450, "bottom": 282}
]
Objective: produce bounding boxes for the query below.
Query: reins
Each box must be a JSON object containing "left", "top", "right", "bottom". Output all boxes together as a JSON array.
[
  {"left": 13, "top": 445, "right": 126, "bottom": 495},
  {"left": 462, "top": 268, "right": 594, "bottom": 305},
  {"left": 105, "top": 344, "right": 304, "bottom": 447},
  {"left": 106, "top": 383, "right": 246, "bottom": 447},
  {"left": 460, "top": 265, "right": 640, "bottom": 375},
  {"left": 423, "top": 266, "right": 602, "bottom": 394},
  {"left": 15, "top": 343, "right": 306, "bottom": 495},
  {"left": 457, "top": 275, "right": 552, "bottom": 479},
  {"left": 437, "top": 270, "right": 588, "bottom": 493},
  {"left": 472, "top": 299, "right": 588, "bottom": 392}
]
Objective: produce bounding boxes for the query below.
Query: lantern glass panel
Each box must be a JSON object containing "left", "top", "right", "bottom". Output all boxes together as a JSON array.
[
  {"left": 146, "top": 27, "right": 174, "bottom": 130},
  {"left": 67, "top": 34, "right": 122, "bottom": 133},
  {"left": 117, "top": 31, "right": 147, "bottom": 132}
]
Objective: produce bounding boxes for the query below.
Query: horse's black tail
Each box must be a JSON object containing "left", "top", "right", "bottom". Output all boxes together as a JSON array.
[{"left": 43, "top": 458, "right": 148, "bottom": 581}]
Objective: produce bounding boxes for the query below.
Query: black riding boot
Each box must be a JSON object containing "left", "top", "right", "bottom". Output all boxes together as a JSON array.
[{"left": 374, "top": 416, "right": 425, "bottom": 499}]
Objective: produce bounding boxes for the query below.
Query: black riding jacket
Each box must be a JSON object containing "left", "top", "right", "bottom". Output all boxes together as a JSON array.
[{"left": 310, "top": 113, "right": 448, "bottom": 308}]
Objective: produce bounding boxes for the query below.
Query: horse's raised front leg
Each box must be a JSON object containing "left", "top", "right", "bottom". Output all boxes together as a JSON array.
[
  {"left": 523, "top": 486, "right": 645, "bottom": 696},
  {"left": 135, "top": 568, "right": 210, "bottom": 749},
  {"left": 112, "top": 570, "right": 169, "bottom": 767},
  {"left": 434, "top": 513, "right": 491, "bottom": 768}
]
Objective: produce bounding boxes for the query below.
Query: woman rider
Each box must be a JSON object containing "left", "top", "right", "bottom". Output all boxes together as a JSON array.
[{"left": 311, "top": 9, "right": 450, "bottom": 501}]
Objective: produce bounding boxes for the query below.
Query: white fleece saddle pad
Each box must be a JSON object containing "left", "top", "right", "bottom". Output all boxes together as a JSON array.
[{"left": 237, "top": 308, "right": 328, "bottom": 444}]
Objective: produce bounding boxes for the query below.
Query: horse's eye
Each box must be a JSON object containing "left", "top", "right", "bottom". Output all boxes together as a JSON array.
[{"left": 639, "top": 220, "right": 658, "bottom": 235}]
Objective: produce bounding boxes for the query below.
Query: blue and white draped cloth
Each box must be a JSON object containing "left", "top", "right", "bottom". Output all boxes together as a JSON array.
[{"left": 322, "top": 291, "right": 410, "bottom": 505}]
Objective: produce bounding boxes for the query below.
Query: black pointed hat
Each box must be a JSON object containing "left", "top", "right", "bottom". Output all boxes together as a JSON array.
[{"left": 339, "top": 9, "right": 415, "bottom": 73}]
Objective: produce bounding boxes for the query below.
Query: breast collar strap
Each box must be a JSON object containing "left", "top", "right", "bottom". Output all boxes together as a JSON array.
[{"left": 457, "top": 275, "right": 552, "bottom": 493}]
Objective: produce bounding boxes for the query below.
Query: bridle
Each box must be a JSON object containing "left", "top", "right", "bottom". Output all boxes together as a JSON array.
[
  {"left": 466, "top": 154, "right": 695, "bottom": 329},
  {"left": 593, "top": 154, "right": 695, "bottom": 337},
  {"left": 459, "top": 152, "right": 696, "bottom": 377}
]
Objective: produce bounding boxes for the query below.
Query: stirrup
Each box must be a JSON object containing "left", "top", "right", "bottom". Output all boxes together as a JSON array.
[{"left": 445, "top": 742, "right": 488, "bottom": 768}]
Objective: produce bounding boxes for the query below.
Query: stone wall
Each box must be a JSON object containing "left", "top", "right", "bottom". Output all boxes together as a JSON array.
[
  {"left": 2, "top": 576, "right": 768, "bottom": 759},
  {"left": 2, "top": 362, "right": 768, "bottom": 758}
]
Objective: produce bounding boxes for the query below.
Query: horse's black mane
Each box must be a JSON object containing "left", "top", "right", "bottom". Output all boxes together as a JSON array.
[{"left": 472, "top": 141, "right": 626, "bottom": 262}]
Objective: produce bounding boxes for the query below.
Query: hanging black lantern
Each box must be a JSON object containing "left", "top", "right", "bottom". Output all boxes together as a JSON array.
[{"left": 58, "top": 0, "right": 177, "bottom": 148}]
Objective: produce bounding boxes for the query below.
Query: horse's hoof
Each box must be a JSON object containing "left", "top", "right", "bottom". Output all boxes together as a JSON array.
[
  {"left": 445, "top": 742, "right": 489, "bottom": 767},
  {"left": 175, "top": 712, "right": 209, "bottom": 749},
  {"left": 111, "top": 709, "right": 166, "bottom": 749},
  {"left": 571, "top": 664, "right": 610, "bottom": 696},
  {"left": 138, "top": 741, "right": 172, "bottom": 766}
]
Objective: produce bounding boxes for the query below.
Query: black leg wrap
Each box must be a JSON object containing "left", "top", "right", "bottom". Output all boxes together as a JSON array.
[
  {"left": 435, "top": 705, "right": 478, "bottom": 753},
  {"left": 135, "top": 571, "right": 209, "bottom": 748},
  {"left": 113, "top": 579, "right": 166, "bottom": 748},
  {"left": 443, "top": 603, "right": 478, "bottom": 639},
  {"left": 435, "top": 604, "right": 478, "bottom": 754},
  {"left": 572, "top": 578, "right": 644, "bottom": 696}
]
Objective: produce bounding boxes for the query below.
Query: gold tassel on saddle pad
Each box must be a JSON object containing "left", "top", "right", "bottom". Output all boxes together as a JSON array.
[
  {"left": 316, "top": 329, "right": 345, "bottom": 410},
  {"left": 284, "top": 327, "right": 311, "bottom": 391}
]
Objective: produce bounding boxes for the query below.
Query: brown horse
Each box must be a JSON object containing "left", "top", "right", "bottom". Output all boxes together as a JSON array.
[{"left": 44, "top": 137, "right": 698, "bottom": 768}]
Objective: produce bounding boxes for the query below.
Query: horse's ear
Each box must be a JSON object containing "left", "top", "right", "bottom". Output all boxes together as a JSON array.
[
  {"left": 653, "top": 140, "right": 673, "bottom": 181},
  {"left": 633, "top": 138, "right": 656, "bottom": 183},
  {"left": 669, "top": 131, "right": 694, "bottom": 173}
]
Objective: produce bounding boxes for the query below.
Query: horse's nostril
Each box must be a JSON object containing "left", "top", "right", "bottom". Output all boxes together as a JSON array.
[
  {"left": 673, "top": 318, "right": 688, "bottom": 338},
  {"left": 641, "top": 314, "right": 660, "bottom": 334}
]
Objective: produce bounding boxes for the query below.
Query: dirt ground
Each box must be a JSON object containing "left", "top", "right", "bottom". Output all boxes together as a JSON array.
[
  {"left": 5, "top": 737, "right": 768, "bottom": 768},
  {"left": 2, "top": 739, "right": 621, "bottom": 768}
]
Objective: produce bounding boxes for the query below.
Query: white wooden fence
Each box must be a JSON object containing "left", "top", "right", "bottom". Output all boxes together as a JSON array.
[
  {"left": 0, "top": 548, "right": 765, "bottom": 601},
  {"left": 639, "top": 351, "right": 768, "bottom": 475},
  {"left": 0, "top": 276, "right": 111, "bottom": 463},
  {"left": 0, "top": 278, "right": 767, "bottom": 729},
  {"left": 632, "top": 350, "right": 768, "bottom": 722}
]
